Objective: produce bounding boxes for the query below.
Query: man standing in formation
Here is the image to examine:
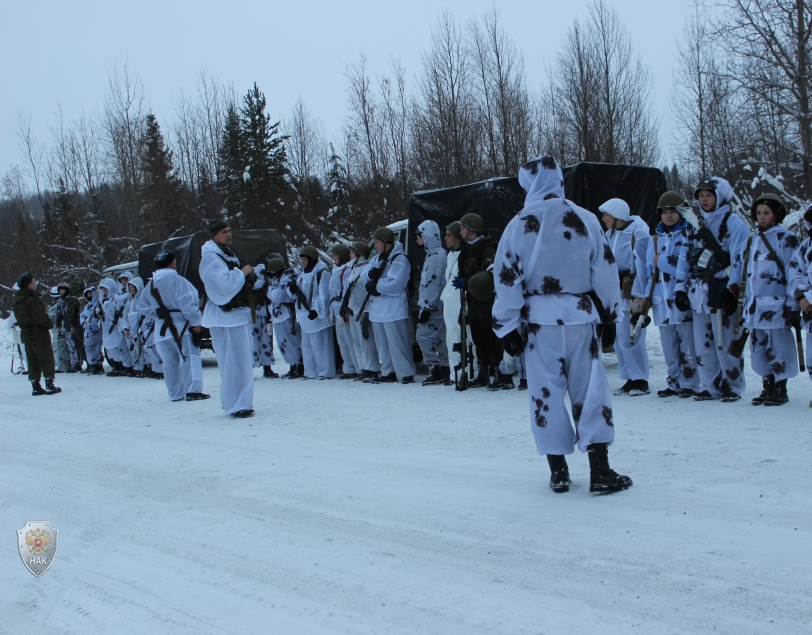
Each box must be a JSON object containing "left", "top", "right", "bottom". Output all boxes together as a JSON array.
[
  {"left": 415, "top": 220, "right": 451, "bottom": 386},
  {"left": 139, "top": 250, "right": 209, "bottom": 403},
  {"left": 453, "top": 214, "right": 503, "bottom": 388},
  {"left": 288, "top": 246, "right": 335, "bottom": 380},
  {"left": 12, "top": 272, "right": 62, "bottom": 396},
  {"left": 361, "top": 227, "right": 416, "bottom": 384},
  {"left": 199, "top": 219, "right": 255, "bottom": 418},
  {"left": 492, "top": 156, "right": 632, "bottom": 495},
  {"left": 330, "top": 244, "right": 360, "bottom": 379},
  {"left": 600, "top": 198, "right": 652, "bottom": 396},
  {"left": 674, "top": 177, "right": 750, "bottom": 402},
  {"left": 266, "top": 256, "right": 304, "bottom": 378},
  {"left": 343, "top": 242, "right": 380, "bottom": 381}
]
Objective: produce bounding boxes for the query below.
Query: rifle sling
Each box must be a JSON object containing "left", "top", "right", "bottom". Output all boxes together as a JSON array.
[{"left": 757, "top": 231, "right": 786, "bottom": 277}]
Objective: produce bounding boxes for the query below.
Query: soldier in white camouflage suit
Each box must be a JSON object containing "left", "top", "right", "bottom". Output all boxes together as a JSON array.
[{"left": 492, "top": 156, "right": 632, "bottom": 495}]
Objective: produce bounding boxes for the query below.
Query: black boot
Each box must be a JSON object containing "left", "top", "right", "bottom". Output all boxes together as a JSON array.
[
  {"left": 372, "top": 372, "right": 397, "bottom": 384},
  {"left": 518, "top": 378, "right": 528, "bottom": 391},
  {"left": 106, "top": 360, "right": 123, "bottom": 377},
  {"left": 31, "top": 380, "right": 46, "bottom": 396},
  {"left": 44, "top": 377, "right": 62, "bottom": 395},
  {"left": 186, "top": 392, "right": 211, "bottom": 401},
  {"left": 547, "top": 455, "right": 571, "bottom": 493},
  {"left": 763, "top": 379, "right": 789, "bottom": 406},
  {"left": 587, "top": 443, "right": 632, "bottom": 494},
  {"left": 422, "top": 365, "right": 449, "bottom": 386},
  {"left": 470, "top": 364, "right": 491, "bottom": 388},
  {"left": 752, "top": 375, "right": 774, "bottom": 405},
  {"left": 488, "top": 371, "right": 515, "bottom": 391}
]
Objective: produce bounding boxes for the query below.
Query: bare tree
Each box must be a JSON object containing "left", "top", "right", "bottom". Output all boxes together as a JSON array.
[
  {"left": 469, "top": 8, "right": 533, "bottom": 175},
  {"left": 412, "top": 10, "right": 481, "bottom": 187},
  {"left": 544, "top": 1, "right": 659, "bottom": 166},
  {"left": 721, "top": 0, "right": 812, "bottom": 193}
]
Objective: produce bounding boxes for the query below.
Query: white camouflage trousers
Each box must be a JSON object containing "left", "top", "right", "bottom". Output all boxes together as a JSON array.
[
  {"left": 416, "top": 312, "right": 449, "bottom": 366},
  {"left": 349, "top": 315, "right": 380, "bottom": 372},
  {"left": 156, "top": 333, "right": 203, "bottom": 401},
  {"left": 659, "top": 322, "right": 699, "bottom": 391},
  {"left": 210, "top": 324, "right": 254, "bottom": 414},
  {"left": 750, "top": 328, "right": 798, "bottom": 381},
  {"left": 273, "top": 318, "right": 302, "bottom": 366},
  {"left": 525, "top": 323, "right": 615, "bottom": 455},
  {"left": 84, "top": 328, "right": 104, "bottom": 366},
  {"left": 372, "top": 318, "right": 416, "bottom": 380},
  {"left": 251, "top": 305, "right": 276, "bottom": 368},
  {"left": 614, "top": 311, "right": 649, "bottom": 381},
  {"left": 335, "top": 318, "right": 360, "bottom": 374},
  {"left": 301, "top": 327, "right": 336, "bottom": 379},
  {"left": 692, "top": 311, "right": 746, "bottom": 398}
]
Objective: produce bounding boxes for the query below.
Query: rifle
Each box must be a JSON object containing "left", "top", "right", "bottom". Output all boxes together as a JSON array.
[
  {"left": 129, "top": 315, "right": 146, "bottom": 360},
  {"left": 108, "top": 303, "right": 125, "bottom": 334},
  {"left": 454, "top": 286, "right": 469, "bottom": 391},
  {"left": 339, "top": 271, "right": 361, "bottom": 324},
  {"left": 356, "top": 251, "right": 389, "bottom": 322},
  {"left": 794, "top": 322, "right": 806, "bottom": 373},
  {"left": 149, "top": 281, "right": 188, "bottom": 361},
  {"left": 631, "top": 235, "right": 658, "bottom": 346},
  {"left": 10, "top": 325, "right": 26, "bottom": 375},
  {"left": 727, "top": 236, "right": 754, "bottom": 358}
]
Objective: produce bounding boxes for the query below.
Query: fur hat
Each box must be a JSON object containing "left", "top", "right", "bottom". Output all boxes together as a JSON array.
[
  {"left": 16, "top": 272, "right": 34, "bottom": 289},
  {"left": 154, "top": 250, "right": 175, "bottom": 268},
  {"left": 208, "top": 218, "right": 230, "bottom": 237}
]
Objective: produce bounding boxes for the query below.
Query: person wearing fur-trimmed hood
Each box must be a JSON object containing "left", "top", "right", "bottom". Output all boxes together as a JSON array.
[{"left": 492, "top": 156, "right": 632, "bottom": 495}]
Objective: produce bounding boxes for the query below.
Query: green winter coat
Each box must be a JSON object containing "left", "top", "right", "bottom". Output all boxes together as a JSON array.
[{"left": 12, "top": 287, "right": 54, "bottom": 346}]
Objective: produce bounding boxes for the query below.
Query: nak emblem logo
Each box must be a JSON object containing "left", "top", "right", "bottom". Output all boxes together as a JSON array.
[{"left": 17, "top": 521, "right": 59, "bottom": 577}]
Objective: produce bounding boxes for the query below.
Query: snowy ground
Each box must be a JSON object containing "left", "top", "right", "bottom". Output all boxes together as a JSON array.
[{"left": 1, "top": 324, "right": 811, "bottom": 635}]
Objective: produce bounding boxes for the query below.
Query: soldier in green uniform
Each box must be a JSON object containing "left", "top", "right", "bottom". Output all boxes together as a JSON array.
[
  {"left": 11, "top": 272, "right": 62, "bottom": 396},
  {"left": 452, "top": 213, "right": 504, "bottom": 387}
]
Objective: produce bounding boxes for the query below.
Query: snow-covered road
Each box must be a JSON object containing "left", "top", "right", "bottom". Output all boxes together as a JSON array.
[{"left": 1, "top": 331, "right": 811, "bottom": 634}]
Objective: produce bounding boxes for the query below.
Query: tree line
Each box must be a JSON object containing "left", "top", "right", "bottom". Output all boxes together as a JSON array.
[{"left": 2, "top": 0, "right": 810, "bottom": 314}]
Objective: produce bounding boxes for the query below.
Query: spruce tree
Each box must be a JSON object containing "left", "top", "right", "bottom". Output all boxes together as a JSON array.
[
  {"left": 327, "top": 145, "right": 350, "bottom": 219},
  {"left": 217, "top": 103, "right": 244, "bottom": 222},
  {"left": 239, "top": 83, "right": 289, "bottom": 226},
  {"left": 140, "top": 114, "right": 183, "bottom": 240}
]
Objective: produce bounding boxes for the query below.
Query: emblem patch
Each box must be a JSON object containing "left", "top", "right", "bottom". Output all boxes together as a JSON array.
[{"left": 17, "top": 521, "right": 59, "bottom": 577}]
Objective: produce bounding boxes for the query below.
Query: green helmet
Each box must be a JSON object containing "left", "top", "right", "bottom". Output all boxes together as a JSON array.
[
  {"left": 656, "top": 191, "right": 686, "bottom": 211},
  {"left": 693, "top": 180, "right": 717, "bottom": 200},
  {"left": 446, "top": 221, "right": 462, "bottom": 241},
  {"left": 751, "top": 192, "right": 787, "bottom": 223},
  {"left": 300, "top": 246, "right": 320, "bottom": 261},
  {"left": 468, "top": 271, "right": 495, "bottom": 302},
  {"left": 460, "top": 213, "right": 484, "bottom": 233},
  {"left": 265, "top": 252, "right": 283, "bottom": 264},
  {"left": 350, "top": 241, "right": 371, "bottom": 259},
  {"left": 373, "top": 227, "right": 395, "bottom": 243},
  {"left": 266, "top": 258, "right": 285, "bottom": 273},
  {"left": 331, "top": 244, "right": 350, "bottom": 262}
]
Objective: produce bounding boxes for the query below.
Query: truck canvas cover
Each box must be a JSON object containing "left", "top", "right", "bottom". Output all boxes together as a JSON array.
[
  {"left": 138, "top": 229, "right": 288, "bottom": 296},
  {"left": 408, "top": 163, "right": 667, "bottom": 244}
]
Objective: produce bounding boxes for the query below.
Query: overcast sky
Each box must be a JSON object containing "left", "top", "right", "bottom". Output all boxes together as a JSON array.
[{"left": 0, "top": 0, "right": 690, "bottom": 179}]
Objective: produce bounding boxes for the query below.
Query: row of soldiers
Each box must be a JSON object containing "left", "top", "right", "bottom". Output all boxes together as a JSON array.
[{"left": 11, "top": 160, "right": 812, "bottom": 496}]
